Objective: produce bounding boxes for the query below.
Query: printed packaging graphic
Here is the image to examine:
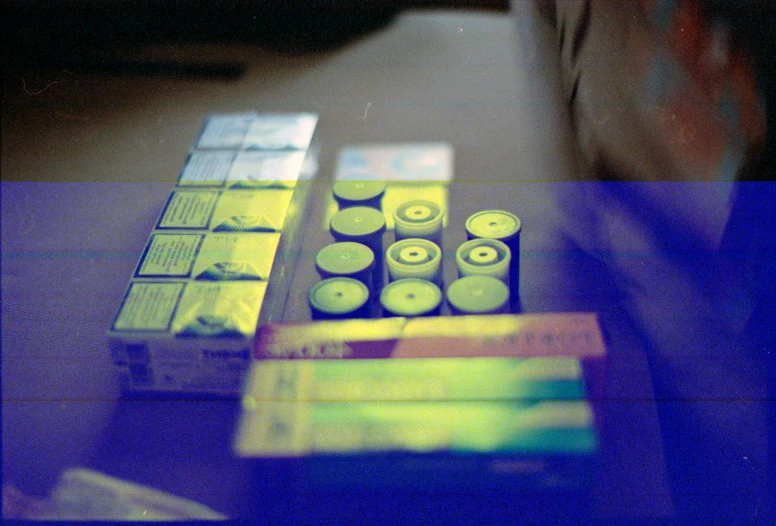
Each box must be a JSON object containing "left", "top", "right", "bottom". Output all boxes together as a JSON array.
[
  {"left": 243, "top": 356, "right": 586, "bottom": 403},
  {"left": 236, "top": 400, "right": 597, "bottom": 457},
  {"left": 135, "top": 233, "right": 280, "bottom": 281},
  {"left": 178, "top": 151, "right": 307, "bottom": 189},
  {"left": 157, "top": 189, "right": 294, "bottom": 232},
  {"left": 194, "top": 112, "right": 317, "bottom": 151},
  {"left": 109, "top": 112, "right": 318, "bottom": 396}
]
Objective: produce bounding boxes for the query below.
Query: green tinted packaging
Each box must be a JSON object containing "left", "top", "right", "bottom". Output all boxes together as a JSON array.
[
  {"left": 235, "top": 399, "right": 598, "bottom": 491},
  {"left": 108, "top": 113, "right": 318, "bottom": 396},
  {"left": 157, "top": 189, "right": 294, "bottom": 232},
  {"left": 238, "top": 313, "right": 606, "bottom": 491},
  {"left": 242, "top": 356, "right": 586, "bottom": 403}
]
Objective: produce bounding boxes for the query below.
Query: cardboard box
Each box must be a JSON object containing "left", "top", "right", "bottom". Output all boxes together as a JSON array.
[
  {"left": 108, "top": 113, "right": 318, "bottom": 396},
  {"left": 235, "top": 312, "right": 606, "bottom": 490}
]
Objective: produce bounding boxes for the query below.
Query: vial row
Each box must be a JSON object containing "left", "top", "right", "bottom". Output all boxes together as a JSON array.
[{"left": 310, "top": 181, "right": 521, "bottom": 319}]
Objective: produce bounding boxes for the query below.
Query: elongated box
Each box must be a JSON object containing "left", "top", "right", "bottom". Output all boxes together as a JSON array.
[
  {"left": 252, "top": 312, "right": 606, "bottom": 403},
  {"left": 236, "top": 312, "right": 606, "bottom": 494},
  {"left": 108, "top": 113, "right": 318, "bottom": 396}
]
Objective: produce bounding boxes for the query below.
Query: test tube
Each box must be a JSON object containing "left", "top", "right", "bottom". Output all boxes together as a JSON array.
[
  {"left": 332, "top": 180, "right": 386, "bottom": 210},
  {"left": 446, "top": 275, "right": 510, "bottom": 315},
  {"left": 465, "top": 210, "right": 521, "bottom": 310},
  {"left": 455, "top": 238, "right": 511, "bottom": 284},
  {"left": 309, "top": 277, "right": 371, "bottom": 320},
  {"left": 385, "top": 238, "right": 443, "bottom": 286},
  {"left": 393, "top": 200, "right": 444, "bottom": 246},
  {"left": 380, "top": 278, "right": 443, "bottom": 318},
  {"left": 329, "top": 206, "right": 387, "bottom": 294},
  {"left": 315, "top": 242, "right": 375, "bottom": 289}
]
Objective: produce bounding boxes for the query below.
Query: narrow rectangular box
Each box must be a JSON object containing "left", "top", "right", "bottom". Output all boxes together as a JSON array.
[
  {"left": 194, "top": 112, "right": 317, "bottom": 151},
  {"left": 177, "top": 150, "right": 308, "bottom": 189},
  {"left": 156, "top": 189, "right": 294, "bottom": 232},
  {"left": 134, "top": 232, "right": 280, "bottom": 281},
  {"left": 235, "top": 399, "right": 598, "bottom": 491},
  {"left": 243, "top": 356, "right": 587, "bottom": 402}
]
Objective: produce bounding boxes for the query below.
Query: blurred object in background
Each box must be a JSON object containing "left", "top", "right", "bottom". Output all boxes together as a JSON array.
[
  {"left": 536, "top": 0, "right": 775, "bottom": 522},
  {"left": 544, "top": 0, "right": 773, "bottom": 183},
  {"left": 3, "top": 468, "right": 226, "bottom": 520},
  {"left": 2, "top": 484, "right": 50, "bottom": 520},
  {"left": 2, "top": 0, "right": 509, "bottom": 76}
]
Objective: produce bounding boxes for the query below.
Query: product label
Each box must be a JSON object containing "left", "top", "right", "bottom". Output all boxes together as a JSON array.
[
  {"left": 195, "top": 114, "right": 254, "bottom": 149},
  {"left": 191, "top": 233, "right": 280, "bottom": 281},
  {"left": 137, "top": 234, "right": 203, "bottom": 277},
  {"left": 210, "top": 190, "right": 293, "bottom": 232},
  {"left": 236, "top": 400, "right": 597, "bottom": 457},
  {"left": 226, "top": 151, "right": 306, "bottom": 189},
  {"left": 256, "top": 313, "right": 606, "bottom": 360},
  {"left": 242, "top": 113, "right": 318, "bottom": 150},
  {"left": 336, "top": 143, "right": 453, "bottom": 183},
  {"left": 158, "top": 190, "right": 220, "bottom": 229},
  {"left": 244, "top": 357, "right": 585, "bottom": 403},
  {"left": 178, "top": 151, "right": 235, "bottom": 187},
  {"left": 171, "top": 281, "right": 267, "bottom": 337},
  {"left": 113, "top": 282, "right": 184, "bottom": 331}
]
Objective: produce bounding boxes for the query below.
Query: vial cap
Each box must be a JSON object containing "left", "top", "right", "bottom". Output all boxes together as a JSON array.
[
  {"left": 380, "top": 278, "right": 442, "bottom": 317},
  {"left": 315, "top": 242, "right": 375, "bottom": 276},
  {"left": 446, "top": 275, "right": 509, "bottom": 314},
  {"left": 309, "top": 277, "right": 370, "bottom": 315},
  {"left": 333, "top": 180, "right": 386, "bottom": 204},
  {"left": 398, "top": 245, "right": 431, "bottom": 264},
  {"left": 330, "top": 207, "right": 387, "bottom": 242},
  {"left": 386, "top": 238, "right": 443, "bottom": 282},
  {"left": 395, "top": 200, "right": 442, "bottom": 226},
  {"left": 456, "top": 238, "right": 510, "bottom": 270},
  {"left": 466, "top": 245, "right": 499, "bottom": 266},
  {"left": 465, "top": 210, "right": 521, "bottom": 241}
]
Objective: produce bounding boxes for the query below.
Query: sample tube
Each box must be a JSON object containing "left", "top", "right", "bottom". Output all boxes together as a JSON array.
[
  {"left": 393, "top": 200, "right": 444, "bottom": 246},
  {"left": 465, "top": 210, "right": 521, "bottom": 309},
  {"left": 315, "top": 242, "right": 375, "bottom": 289},
  {"left": 455, "top": 238, "right": 511, "bottom": 283},
  {"left": 380, "top": 278, "right": 443, "bottom": 318},
  {"left": 446, "top": 275, "right": 510, "bottom": 315},
  {"left": 385, "top": 238, "right": 443, "bottom": 286},
  {"left": 332, "top": 180, "right": 386, "bottom": 210},
  {"left": 309, "top": 277, "right": 371, "bottom": 320},
  {"left": 329, "top": 206, "right": 387, "bottom": 294}
]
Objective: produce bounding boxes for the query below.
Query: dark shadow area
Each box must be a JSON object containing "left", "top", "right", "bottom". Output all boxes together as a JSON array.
[{"left": 2, "top": 0, "right": 402, "bottom": 78}]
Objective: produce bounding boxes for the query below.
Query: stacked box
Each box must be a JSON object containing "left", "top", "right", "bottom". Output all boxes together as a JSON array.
[
  {"left": 235, "top": 312, "right": 605, "bottom": 491},
  {"left": 108, "top": 113, "right": 319, "bottom": 396}
]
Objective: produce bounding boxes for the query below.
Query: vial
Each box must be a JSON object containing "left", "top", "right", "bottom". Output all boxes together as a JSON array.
[
  {"left": 385, "top": 238, "right": 443, "bottom": 286},
  {"left": 455, "top": 238, "right": 511, "bottom": 284},
  {"left": 380, "top": 278, "right": 443, "bottom": 318},
  {"left": 329, "top": 206, "right": 387, "bottom": 293},
  {"left": 465, "top": 210, "right": 521, "bottom": 309},
  {"left": 315, "top": 242, "right": 375, "bottom": 289},
  {"left": 446, "top": 275, "right": 510, "bottom": 315},
  {"left": 393, "top": 200, "right": 444, "bottom": 246},
  {"left": 332, "top": 180, "right": 386, "bottom": 210},
  {"left": 309, "top": 277, "right": 371, "bottom": 320}
]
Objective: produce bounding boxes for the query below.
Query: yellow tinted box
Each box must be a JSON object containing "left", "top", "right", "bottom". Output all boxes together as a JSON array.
[{"left": 157, "top": 189, "right": 294, "bottom": 232}]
